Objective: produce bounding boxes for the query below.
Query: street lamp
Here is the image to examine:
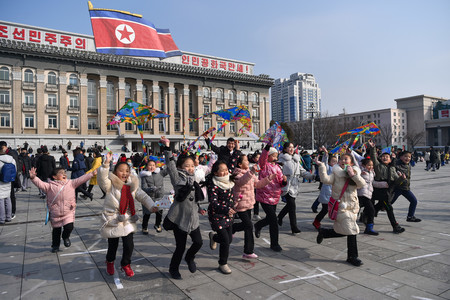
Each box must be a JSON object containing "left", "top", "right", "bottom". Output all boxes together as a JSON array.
[{"left": 306, "top": 103, "right": 317, "bottom": 150}]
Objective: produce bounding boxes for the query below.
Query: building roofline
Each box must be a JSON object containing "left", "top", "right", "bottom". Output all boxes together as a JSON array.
[{"left": 395, "top": 95, "right": 449, "bottom": 102}]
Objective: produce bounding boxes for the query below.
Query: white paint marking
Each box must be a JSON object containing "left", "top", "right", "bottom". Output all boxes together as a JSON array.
[
  {"left": 279, "top": 270, "right": 338, "bottom": 284},
  {"left": 266, "top": 290, "right": 287, "bottom": 300},
  {"left": 87, "top": 239, "right": 102, "bottom": 251},
  {"left": 1, "top": 229, "right": 21, "bottom": 237},
  {"left": 262, "top": 238, "right": 270, "bottom": 245},
  {"left": 14, "top": 281, "right": 47, "bottom": 300},
  {"left": 133, "top": 257, "right": 146, "bottom": 263},
  {"left": 317, "top": 267, "right": 340, "bottom": 280},
  {"left": 412, "top": 296, "right": 435, "bottom": 300},
  {"left": 59, "top": 248, "right": 107, "bottom": 257},
  {"left": 396, "top": 253, "right": 440, "bottom": 262},
  {"left": 439, "top": 233, "right": 450, "bottom": 237}
]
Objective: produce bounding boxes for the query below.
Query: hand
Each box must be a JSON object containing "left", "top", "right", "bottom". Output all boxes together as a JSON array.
[
  {"left": 160, "top": 136, "right": 170, "bottom": 147},
  {"left": 269, "top": 174, "right": 277, "bottom": 181},
  {"left": 313, "top": 157, "right": 323, "bottom": 166},
  {"left": 347, "top": 166, "right": 355, "bottom": 177},
  {"left": 151, "top": 206, "right": 159, "bottom": 213},
  {"left": 235, "top": 140, "right": 240, "bottom": 150},
  {"left": 104, "top": 151, "right": 112, "bottom": 164},
  {"left": 251, "top": 164, "right": 259, "bottom": 174},
  {"left": 228, "top": 208, "right": 236, "bottom": 217},
  {"left": 93, "top": 169, "right": 98, "bottom": 176},
  {"left": 199, "top": 208, "right": 207, "bottom": 216},
  {"left": 368, "top": 140, "right": 375, "bottom": 148},
  {"left": 282, "top": 175, "right": 287, "bottom": 182},
  {"left": 29, "top": 167, "right": 37, "bottom": 179},
  {"left": 322, "top": 147, "right": 328, "bottom": 154}
]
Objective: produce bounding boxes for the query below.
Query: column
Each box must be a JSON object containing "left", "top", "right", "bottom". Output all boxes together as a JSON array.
[
  {"left": 152, "top": 82, "right": 159, "bottom": 135},
  {"left": 118, "top": 78, "right": 126, "bottom": 134},
  {"left": 135, "top": 79, "right": 143, "bottom": 135},
  {"left": 59, "top": 72, "right": 67, "bottom": 135},
  {"left": 196, "top": 86, "right": 202, "bottom": 135},
  {"left": 79, "top": 74, "right": 89, "bottom": 134},
  {"left": 36, "top": 70, "right": 45, "bottom": 134},
  {"left": 168, "top": 83, "right": 175, "bottom": 135},
  {"left": 12, "top": 67, "right": 22, "bottom": 134},
  {"left": 183, "top": 85, "right": 189, "bottom": 141}
]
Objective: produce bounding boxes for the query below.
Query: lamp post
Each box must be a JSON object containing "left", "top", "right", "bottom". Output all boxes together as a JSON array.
[{"left": 307, "top": 103, "right": 317, "bottom": 151}]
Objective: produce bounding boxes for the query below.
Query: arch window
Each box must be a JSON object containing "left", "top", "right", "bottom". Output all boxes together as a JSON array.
[
  {"left": 228, "top": 90, "right": 236, "bottom": 102},
  {"left": 203, "top": 87, "right": 210, "bottom": 98},
  {"left": 240, "top": 91, "right": 248, "bottom": 103},
  {"left": 0, "top": 67, "right": 9, "bottom": 81},
  {"left": 87, "top": 79, "right": 97, "bottom": 109},
  {"left": 189, "top": 90, "right": 193, "bottom": 115},
  {"left": 125, "top": 83, "right": 131, "bottom": 99},
  {"left": 24, "top": 69, "right": 34, "bottom": 83},
  {"left": 216, "top": 89, "right": 224, "bottom": 102},
  {"left": 69, "top": 74, "right": 78, "bottom": 86},
  {"left": 48, "top": 72, "right": 57, "bottom": 85},
  {"left": 252, "top": 93, "right": 259, "bottom": 102}
]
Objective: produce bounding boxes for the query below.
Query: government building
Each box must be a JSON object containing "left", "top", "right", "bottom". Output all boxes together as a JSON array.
[{"left": 0, "top": 21, "right": 273, "bottom": 152}]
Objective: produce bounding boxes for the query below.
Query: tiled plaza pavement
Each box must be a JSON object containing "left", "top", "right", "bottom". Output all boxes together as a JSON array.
[{"left": 0, "top": 161, "right": 449, "bottom": 299}]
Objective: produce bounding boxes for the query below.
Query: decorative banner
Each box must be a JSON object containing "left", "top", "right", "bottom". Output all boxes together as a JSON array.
[
  {"left": 338, "top": 122, "right": 380, "bottom": 137},
  {"left": 259, "top": 122, "right": 289, "bottom": 150},
  {"left": 88, "top": 1, "right": 181, "bottom": 58}
]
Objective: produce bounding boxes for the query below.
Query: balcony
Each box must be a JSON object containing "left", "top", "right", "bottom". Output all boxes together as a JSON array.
[
  {"left": 45, "top": 83, "right": 58, "bottom": 92},
  {"left": 87, "top": 107, "right": 98, "bottom": 114},
  {"left": 229, "top": 100, "right": 237, "bottom": 106},
  {"left": 22, "top": 82, "right": 36, "bottom": 90},
  {"left": 67, "top": 105, "right": 80, "bottom": 113},
  {"left": 22, "top": 103, "right": 36, "bottom": 111},
  {"left": 174, "top": 112, "right": 181, "bottom": 118},
  {"left": 0, "top": 80, "right": 11, "bottom": 89},
  {"left": 67, "top": 85, "right": 80, "bottom": 93},
  {"left": 252, "top": 101, "right": 260, "bottom": 107},
  {"left": 0, "top": 102, "right": 11, "bottom": 110},
  {"left": 203, "top": 97, "right": 211, "bottom": 104},
  {"left": 45, "top": 104, "right": 59, "bottom": 112}
]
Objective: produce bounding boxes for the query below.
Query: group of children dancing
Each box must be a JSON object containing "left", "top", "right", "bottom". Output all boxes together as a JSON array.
[{"left": 29, "top": 136, "right": 421, "bottom": 279}]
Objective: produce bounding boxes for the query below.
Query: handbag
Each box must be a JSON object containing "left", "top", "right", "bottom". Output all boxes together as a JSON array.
[{"left": 328, "top": 179, "right": 350, "bottom": 221}]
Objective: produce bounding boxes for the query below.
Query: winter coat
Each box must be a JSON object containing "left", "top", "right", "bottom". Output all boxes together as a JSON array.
[
  {"left": 255, "top": 148, "right": 286, "bottom": 205},
  {"left": 0, "top": 154, "right": 16, "bottom": 198},
  {"left": 207, "top": 139, "right": 241, "bottom": 172},
  {"left": 232, "top": 167, "right": 271, "bottom": 212},
  {"left": 319, "top": 164, "right": 366, "bottom": 235},
  {"left": 140, "top": 168, "right": 168, "bottom": 214},
  {"left": 19, "top": 153, "right": 32, "bottom": 178},
  {"left": 164, "top": 149, "right": 201, "bottom": 233},
  {"left": 70, "top": 154, "right": 86, "bottom": 179},
  {"left": 86, "top": 157, "right": 102, "bottom": 185},
  {"left": 31, "top": 173, "right": 94, "bottom": 228},
  {"left": 194, "top": 154, "right": 217, "bottom": 198},
  {"left": 302, "top": 154, "right": 312, "bottom": 171},
  {"left": 36, "top": 153, "right": 56, "bottom": 181},
  {"left": 369, "top": 147, "right": 402, "bottom": 187},
  {"left": 59, "top": 155, "right": 69, "bottom": 170},
  {"left": 357, "top": 167, "right": 375, "bottom": 199},
  {"left": 394, "top": 160, "right": 411, "bottom": 191},
  {"left": 278, "top": 153, "right": 314, "bottom": 197},
  {"left": 97, "top": 164, "right": 155, "bottom": 239},
  {"left": 207, "top": 177, "right": 234, "bottom": 231},
  {"left": 318, "top": 155, "right": 333, "bottom": 204}
]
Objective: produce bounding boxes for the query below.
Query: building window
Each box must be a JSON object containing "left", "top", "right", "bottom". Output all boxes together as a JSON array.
[
  {"left": 69, "top": 95, "right": 78, "bottom": 108},
  {"left": 125, "top": 82, "right": 131, "bottom": 99},
  {"left": 174, "top": 88, "right": 179, "bottom": 114},
  {"left": 204, "top": 121, "right": 210, "bottom": 132},
  {"left": 217, "top": 121, "right": 223, "bottom": 130},
  {"left": 174, "top": 120, "right": 180, "bottom": 132},
  {"left": 48, "top": 115, "right": 57, "bottom": 129},
  {"left": 189, "top": 122, "right": 194, "bottom": 132},
  {"left": 87, "top": 79, "right": 97, "bottom": 109},
  {"left": 393, "top": 112, "right": 396, "bottom": 116},
  {"left": 204, "top": 104, "right": 210, "bottom": 115},
  {"left": 252, "top": 108, "right": 259, "bottom": 118},
  {"left": 159, "top": 86, "right": 164, "bottom": 110},
  {"left": 48, "top": 94, "right": 57, "bottom": 107},
  {"left": 107, "top": 81, "right": 115, "bottom": 112},
  {"left": 229, "top": 90, "right": 236, "bottom": 102},
  {"left": 230, "top": 122, "right": 235, "bottom": 133},
  {"left": 0, "top": 113, "right": 10, "bottom": 127},
  {"left": 216, "top": 105, "right": 223, "bottom": 111},
  {"left": 88, "top": 118, "right": 97, "bottom": 129},
  {"left": 189, "top": 90, "right": 193, "bottom": 115},
  {"left": 25, "top": 114, "right": 34, "bottom": 128},
  {"left": 48, "top": 72, "right": 57, "bottom": 85},
  {"left": 69, "top": 74, "right": 78, "bottom": 86},
  {"left": 217, "top": 89, "right": 224, "bottom": 102},
  {"left": 159, "top": 119, "right": 165, "bottom": 132},
  {"left": 203, "top": 87, "right": 210, "bottom": 99},
  {"left": 24, "top": 69, "right": 34, "bottom": 83},
  {"left": 253, "top": 125, "right": 259, "bottom": 134},
  {"left": 142, "top": 84, "right": 148, "bottom": 105},
  {"left": 0, "top": 67, "right": 9, "bottom": 81},
  {"left": 252, "top": 93, "right": 259, "bottom": 102},
  {"left": 142, "top": 123, "right": 150, "bottom": 131},
  {"left": 240, "top": 91, "right": 248, "bottom": 103},
  {"left": 0, "top": 91, "right": 10, "bottom": 104},
  {"left": 69, "top": 116, "right": 79, "bottom": 129},
  {"left": 24, "top": 92, "right": 34, "bottom": 105},
  {"left": 125, "top": 123, "right": 133, "bottom": 130}
]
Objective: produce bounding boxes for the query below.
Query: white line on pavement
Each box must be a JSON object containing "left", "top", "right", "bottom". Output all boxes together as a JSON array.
[
  {"left": 279, "top": 268, "right": 338, "bottom": 284},
  {"left": 266, "top": 290, "right": 287, "bottom": 300},
  {"left": 87, "top": 239, "right": 102, "bottom": 250},
  {"left": 412, "top": 296, "right": 434, "bottom": 300},
  {"left": 14, "top": 281, "right": 47, "bottom": 300},
  {"left": 2, "top": 229, "right": 21, "bottom": 237},
  {"left": 262, "top": 238, "right": 270, "bottom": 245},
  {"left": 60, "top": 248, "right": 107, "bottom": 256},
  {"left": 439, "top": 233, "right": 450, "bottom": 237},
  {"left": 396, "top": 253, "right": 440, "bottom": 262}
]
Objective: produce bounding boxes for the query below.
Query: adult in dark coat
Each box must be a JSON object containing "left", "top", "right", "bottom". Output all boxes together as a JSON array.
[
  {"left": 35, "top": 146, "right": 56, "bottom": 198},
  {"left": 429, "top": 146, "right": 438, "bottom": 171},
  {"left": 59, "top": 151, "right": 70, "bottom": 170},
  {"left": 19, "top": 148, "right": 32, "bottom": 191},
  {"left": 205, "top": 137, "right": 241, "bottom": 172},
  {"left": 70, "top": 148, "right": 92, "bottom": 201}
]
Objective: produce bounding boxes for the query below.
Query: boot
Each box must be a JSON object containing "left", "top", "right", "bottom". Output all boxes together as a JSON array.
[
  {"left": 106, "top": 261, "right": 115, "bottom": 275},
  {"left": 346, "top": 257, "right": 363, "bottom": 266},
  {"left": 364, "top": 223, "right": 379, "bottom": 236},
  {"left": 121, "top": 264, "right": 135, "bottom": 277},
  {"left": 312, "top": 219, "right": 321, "bottom": 230},
  {"left": 393, "top": 223, "right": 405, "bottom": 234}
]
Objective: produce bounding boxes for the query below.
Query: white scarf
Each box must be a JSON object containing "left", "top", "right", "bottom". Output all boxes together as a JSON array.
[{"left": 213, "top": 174, "right": 235, "bottom": 190}]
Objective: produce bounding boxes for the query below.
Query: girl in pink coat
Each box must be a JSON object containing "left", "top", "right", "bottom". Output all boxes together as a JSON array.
[
  {"left": 30, "top": 167, "right": 95, "bottom": 253},
  {"left": 254, "top": 143, "right": 287, "bottom": 252},
  {"left": 232, "top": 154, "right": 275, "bottom": 258}
]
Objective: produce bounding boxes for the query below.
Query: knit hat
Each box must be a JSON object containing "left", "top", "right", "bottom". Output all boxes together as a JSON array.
[{"left": 268, "top": 147, "right": 278, "bottom": 156}]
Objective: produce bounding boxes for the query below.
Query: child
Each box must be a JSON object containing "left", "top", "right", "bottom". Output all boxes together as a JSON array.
[
  {"left": 29, "top": 167, "right": 95, "bottom": 252},
  {"left": 315, "top": 153, "right": 366, "bottom": 266},
  {"left": 86, "top": 149, "right": 105, "bottom": 199},
  {"left": 98, "top": 152, "right": 158, "bottom": 277},
  {"left": 233, "top": 155, "right": 274, "bottom": 259},
  {"left": 140, "top": 159, "right": 168, "bottom": 233},
  {"left": 254, "top": 143, "right": 287, "bottom": 252},
  {"left": 368, "top": 141, "right": 405, "bottom": 233},
  {"left": 207, "top": 161, "right": 236, "bottom": 274},
  {"left": 162, "top": 137, "right": 205, "bottom": 280},
  {"left": 312, "top": 148, "right": 337, "bottom": 230},
  {"left": 391, "top": 151, "right": 421, "bottom": 222},
  {"left": 193, "top": 151, "right": 217, "bottom": 199}
]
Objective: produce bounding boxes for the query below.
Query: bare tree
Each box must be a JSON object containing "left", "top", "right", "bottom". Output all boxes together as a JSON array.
[
  {"left": 379, "top": 124, "right": 393, "bottom": 147},
  {"left": 404, "top": 131, "right": 425, "bottom": 150}
]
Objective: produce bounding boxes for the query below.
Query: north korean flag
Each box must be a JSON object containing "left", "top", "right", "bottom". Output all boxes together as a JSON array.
[{"left": 89, "top": 9, "right": 181, "bottom": 58}]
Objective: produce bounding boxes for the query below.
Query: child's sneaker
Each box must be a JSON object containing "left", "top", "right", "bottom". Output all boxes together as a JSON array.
[
  {"left": 106, "top": 261, "right": 115, "bottom": 275},
  {"left": 154, "top": 225, "right": 162, "bottom": 233},
  {"left": 142, "top": 228, "right": 149, "bottom": 235},
  {"left": 312, "top": 219, "right": 321, "bottom": 230},
  {"left": 209, "top": 232, "right": 217, "bottom": 250},
  {"left": 121, "top": 264, "right": 134, "bottom": 277},
  {"left": 406, "top": 216, "right": 421, "bottom": 222},
  {"left": 242, "top": 253, "right": 258, "bottom": 259},
  {"left": 393, "top": 224, "right": 405, "bottom": 234}
]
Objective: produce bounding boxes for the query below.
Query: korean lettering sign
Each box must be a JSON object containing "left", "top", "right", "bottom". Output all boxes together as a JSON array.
[
  {"left": 0, "top": 22, "right": 91, "bottom": 51},
  {"left": 181, "top": 54, "right": 252, "bottom": 74}
]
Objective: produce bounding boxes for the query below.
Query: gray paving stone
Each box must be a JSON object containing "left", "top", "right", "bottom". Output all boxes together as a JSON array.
[
  {"left": 22, "top": 282, "right": 67, "bottom": 300},
  {"left": 335, "top": 283, "right": 396, "bottom": 300},
  {"left": 386, "top": 284, "right": 448, "bottom": 300},
  {"left": 284, "top": 282, "right": 345, "bottom": 300},
  {"left": 63, "top": 267, "right": 107, "bottom": 293},
  {"left": 233, "top": 282, "right": 293, "bottom": 300},
  {"left": 0, "top": 281, "right": 21, "bottom": 299},
  {"left": 382, "top": 269, "right": 449, "bottom": 295},
  {"left": 67, "top": 284, "right": 115, "bottom": 300}
]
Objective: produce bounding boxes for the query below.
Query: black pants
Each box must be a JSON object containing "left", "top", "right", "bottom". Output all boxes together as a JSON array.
[
  {"left": 253, "top": 201, "right": 260, "bottom": 216},
  {"left": 75, "top": 182, "right": 90, "bottom": 200},
  {"left": 170, "top": 226, "right": 203, "bottom": 271},
  {"left": 232, "top": 209, "right": 254, "bottom": 254},
  {"left": 52, "top": 222, "right": 74, "bottom": 248},
  {"left": 278, "top": 194, "right": 299, "bottom": 231},
  {"left": 87, "top": 184, "right": 106, "bottom": 197},
  {"left": 373, "top": 188, "right": 398, "bottom": 228},
  {"left": 321, "top": 228, "right": 358, "bottom": 258},
  {"left": 255, "top": 203, "right": 279, "bottom": 247},
  {"left": 106, "top": 233, "right": 134, "bottom": 267},
  {"left": 10, "top": 182, "right": 16, "bottom": 215},
  {"left": 358, "top": 196, "right": 375, "bottom": 224},
  {"left": 315, "top": 203, "right": 328, "bottom": 223},
  {"left": 142, "top": 210, "right": 163, "bottom": 229},
  {"left": 212, "top": 226, "right": 233, "bottom": 265}
]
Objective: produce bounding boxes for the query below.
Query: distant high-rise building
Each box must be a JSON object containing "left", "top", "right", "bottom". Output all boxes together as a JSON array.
[{"left": 271, "top": 73, "right": 321, "bottom": 122}]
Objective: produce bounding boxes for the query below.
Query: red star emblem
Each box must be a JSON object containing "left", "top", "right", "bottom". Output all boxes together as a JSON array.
[{"left": 118, "top": 26, "right": 133, "bottom": 42}]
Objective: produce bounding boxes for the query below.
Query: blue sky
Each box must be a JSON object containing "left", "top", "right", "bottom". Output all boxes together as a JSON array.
[{"left": 1, "top": 0, "right": 449, "bottom": 115}]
